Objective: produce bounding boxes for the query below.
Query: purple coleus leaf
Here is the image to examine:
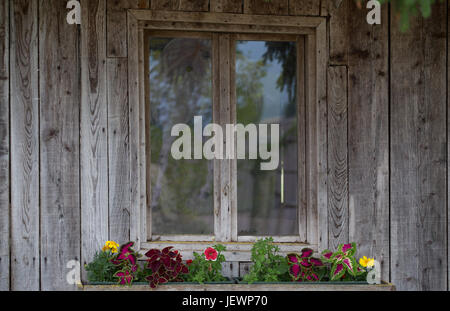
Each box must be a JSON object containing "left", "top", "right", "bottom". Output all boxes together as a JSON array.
[
  {"left": 300, "top": 248, "right": 314, "bottom": 258},
  {"left": 331, "top": 263, "right": 345, "bottom": 281},
  {"left": 342, "top": 257, "right": 357, "bottom": 276},
  {"left": 339, "top": 242, "right": 356, "bottom": 256},
  {"left": 113, "top": 241, "right": 137, "bottom": 265},
  {"left": 322, "top": 250, "right": 333, "bottom": 261},
  {"left": 331, "top": 252, "right": 344, "bottom": 262},
  {"left": 300, "top": 259, "right": 312, "bottom": 268},
  {"left": 115, "top": 270, "right": 133, "bottom": 285},
  {"left": 289, "top": 264, "right": 300, "bottom": 279},
  {"left": 181, "top": 265, "right": 189, "bottom": 274},
  {"left": 162, "top": 246, "right": 173, "bottom": 255},
  {"left": 145, "top": 249, "right": 161, "bottom": 258},
  {"left": 310, "top": 258, "right": 324, "bottom": 267},
  {"left": 145, "top": 246, "right": 188, "bottom": 288},
  {"left": 287, "top": 254, "right": 299, "bottom": 264},
  {"left": 116, "top": 251, "right": 137, "bottom": 265}
]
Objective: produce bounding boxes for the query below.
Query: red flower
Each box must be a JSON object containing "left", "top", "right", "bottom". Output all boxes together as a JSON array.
[
  {"left": 186, "top": 260, "right": 193, "bottom": 266},
  {"left": 204, "top": 247, "right": 218, "bottom": 261}
]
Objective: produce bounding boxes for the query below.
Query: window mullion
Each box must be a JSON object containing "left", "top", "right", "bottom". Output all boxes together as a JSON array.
[{"left": 213, "top": 33, "right": 234, "bottom": 242}]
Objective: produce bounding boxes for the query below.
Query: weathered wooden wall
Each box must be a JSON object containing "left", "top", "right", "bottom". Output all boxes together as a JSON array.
[{"left": 0, "top": 0, "right": 448, "bottom": 291}]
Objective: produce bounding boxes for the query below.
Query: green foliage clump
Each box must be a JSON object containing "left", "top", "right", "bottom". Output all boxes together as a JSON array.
[
  {"left": 242, "top": 238, "right": 290, "bottom": 284},
  {"left": 85, "top": 251, "right": 120, "bottom": 283},
  {"left": 373, "top": 0, "right": 444, "bottom": 31},
  {"left": 183, "top": 245, "right": 228, "bottom": 283}
]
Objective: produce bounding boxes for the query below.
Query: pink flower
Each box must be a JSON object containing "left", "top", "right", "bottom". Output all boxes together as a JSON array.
[{"left": 204, "top": 247, "right": 218, "bottom": 261}]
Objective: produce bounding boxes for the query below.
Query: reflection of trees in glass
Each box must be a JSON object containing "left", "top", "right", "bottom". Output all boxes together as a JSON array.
[
  {"left": 150, "top": 38, "right": 299, "bottom": 235},
  {"left": 263, "top": 42, "right": 296, "bottom": 101},
  {"left": 150, "top": 38, "right": 213, "bottom": 234},
  {"left": 236, "top": 41, "right": 298, "bottom": 236}
]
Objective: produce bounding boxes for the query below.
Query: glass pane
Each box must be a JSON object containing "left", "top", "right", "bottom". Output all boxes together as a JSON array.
[
  {"left": 236, "top": 40, "right": 298, "bottom": 236},
  {"left": 149, "top": 37, "right": 214, "bottom": 235}
]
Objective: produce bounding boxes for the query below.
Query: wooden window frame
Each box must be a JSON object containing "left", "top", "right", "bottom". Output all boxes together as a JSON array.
[{"left": 127, "top": 10, "right": 327, "bottom": 260}]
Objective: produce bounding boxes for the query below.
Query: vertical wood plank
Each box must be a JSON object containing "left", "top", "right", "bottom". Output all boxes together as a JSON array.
[
  {"left": 81, "top": 0, "right": 109, "bottom": 274},
  {"left": 297, "top": 36, "right": 307, "bottom": 242},
  {"left": 391, "top": 3, "right": 447, "bottom": 290},
  {"left": 107, "top": 0, "right": 149, "bottom": 58},
  {"left": 138, "top": 29, "right": 147, "bottom": 244},
  {"left": 107, "top": 59, "right": 130, "bottom": 245},
  {"left": 218, "top": 34, "right": 232, "bottom": 242},
  {"left": 448, "top": 0, "right": 450, "bottom": 293},
  {"left": 244, "top": 0, "right": 289, "bottom": 15},
  {"left": 229, "top": 34, "right": 237, "bottom": 242},
  {"left": 305, "top": 32, "right": 318, "bottom": 247},
  {"left": 213, "top": 33, "right": 222, "bottom": 242},
  {"left": 0, "top": 0, "right": 9, "bottom": 291},
  {"left": 10, "top": 0, "right": 40, "bottom": 291},
  {"left": 348, "top": 0, "right": 389, "bottom": 283},
  {"left": 327, "top": 66, "right": 348, "bottom": 250},
  {"left": 320, "top": 0, "right": 329, "bottom": 16},
  {"left": 315, "top": 20, "right": 328, "bottom": 252},
  {"left": 328, "top": 0, "right": 348, "bottom": 65},
  {"left": 210, "top": 0, "right": 243, "bottom": 13},
  {"left": 39, "top": 0, "right": 81, "bottom": 290},
  {"left": 289, "top": 0, "right": 320, "bottom": 16},
  {"left": 151, "top": 0, "right": 209, "bottom": 12},
  {"left": 128, "top": 11, "right": 142, "bottom": 247}
]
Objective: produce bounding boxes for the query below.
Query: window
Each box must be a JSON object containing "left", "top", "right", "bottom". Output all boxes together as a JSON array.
[{"left": 127, "top": 10, "right": 327, "bottom": 260}]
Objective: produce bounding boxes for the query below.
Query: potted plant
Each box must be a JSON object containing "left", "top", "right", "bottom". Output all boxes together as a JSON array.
[
  {"left": 82, "top": 242, "right": 232, "bottom": 290},
  {"left": 181, "top": 245, "right": 234, "bottom": 284},
  {"left": 81, "top": 239, "right": 395, "bottom": 291},
  {"left": 238, "top": 237, "right": 290, "bottom": 284}
]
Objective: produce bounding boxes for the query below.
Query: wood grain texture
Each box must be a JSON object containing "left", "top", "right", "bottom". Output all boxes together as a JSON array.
[
  {"left": 210, "top": 0, "right": 243, "bottom": 13},
  {"left": 347, "top": 1, "right": 389, "bottom": 282},
  {"left": 107, "top": 59, "right": 130, "bottom": 245},
  {"left": 327, "top": 66, "right": 348, "bottom": 250},
  {"left": 127, "top": 11, "right": 142, "bottom": 247},
  {"left": 289, "top": 0, "right": 320, "bottom": 16},
  {"left": 151, "top": 0, "right": 209, "bottom": 11},
  {"left": 316, "top": 20, "right": 328, "bottom": 252},
  {"left": 39, "top": 0, "right": 81, "bottom": 291},
  {"left": 391, "top": 3, "right": 447, "bottom": 290},
  {"left": 328, "top": 0, "right": 348, "bottom": 65},
  {"left": 244, "top": 0, "right": 289, "bottom": 15},
  {"left": 80, "top": 0, "right": 109, "bottom": 275},
  {"left": 10, "top": 0, "right": 40, "bottom": 291},
  {"left": 217, "top": 34, "right": 232, "bottom": 242},
  {"left": 0, "top": 0, "right": 9, "bottom": 291},
  {"left": 297, "top": 36, "right": 307, "bottom": 242},
  {"left": 107, "top": 0, "right": 149, "bottom": 57}
]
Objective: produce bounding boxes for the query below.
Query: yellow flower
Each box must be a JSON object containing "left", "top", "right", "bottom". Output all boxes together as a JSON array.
[
  {"left": 102, "top": 241, "right": 119, "bottom": 254},
  {"left": 359, "top": 256, "right": 375, "bottom": 268}
]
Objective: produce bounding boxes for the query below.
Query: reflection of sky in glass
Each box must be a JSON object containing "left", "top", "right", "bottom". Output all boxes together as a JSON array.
[
  {"left": 236, "top": 40, "right": 298, "bottom": 237},
  {"left": 236, "top": 41, "right": 292, "bottom": 122}
]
